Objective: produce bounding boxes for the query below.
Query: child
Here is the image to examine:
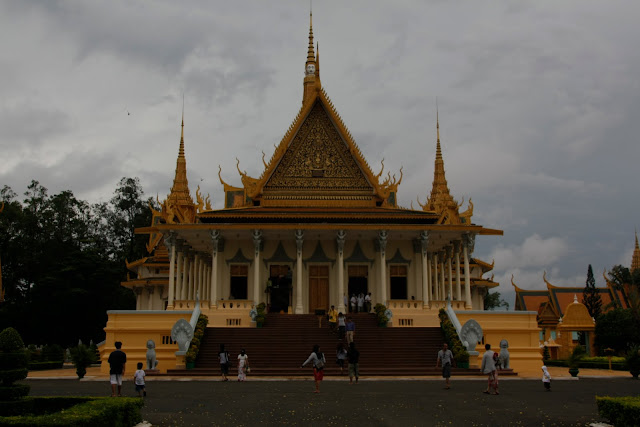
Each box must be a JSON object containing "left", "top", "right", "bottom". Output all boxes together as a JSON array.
[
  {"left": 542, "top": 365, "right": 551, "bottom": 391},
  {"left": 134, "top": 362, "right": 146, "bottom": 397}
]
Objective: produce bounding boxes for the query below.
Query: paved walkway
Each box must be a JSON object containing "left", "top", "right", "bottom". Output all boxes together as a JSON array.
[{"left": 23, "top": 376, "right": 638, "bottom": 426}]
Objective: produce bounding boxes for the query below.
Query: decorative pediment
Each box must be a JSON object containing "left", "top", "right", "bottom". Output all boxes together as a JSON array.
[
  {"left": 263, "top": 242, "right": 296, "bottom": 268},
  {"left": 226, "top": 248, "right": 253, "bottom": 265},
  {"left": 261, "top": 101, "right": 374, "bottom": 205},
  {"left": 304, "top": 242, "right": 335, "bottom": 265},
  {"left": 344, "top": 241, "right": 374, "bottom": 265}
]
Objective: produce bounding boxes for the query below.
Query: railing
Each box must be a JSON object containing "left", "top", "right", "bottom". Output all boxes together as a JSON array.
[
  {"left": 388, "top": 300, "right": 423, "bottom": 310},
  {"left": 445, "top": 299, "right": 463, "bottom": 336},
  {"left": 431, "top": 300, "right": 466, "bottom": 310},
  {"left": 218, "top": 300, "right": 253, "bottom": 310}
]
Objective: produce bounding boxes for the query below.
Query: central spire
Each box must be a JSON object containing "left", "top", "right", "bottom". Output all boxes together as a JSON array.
[
  {"left": 632, "top": 229, "right": 640, "bottom": 271},
  {"left": 302, "top": 9, "right": 319, "bottom": 104}
]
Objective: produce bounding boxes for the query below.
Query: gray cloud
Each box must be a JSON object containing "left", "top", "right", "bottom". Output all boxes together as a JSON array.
[{"left": 2, "top": 0, "right": 640, "bottom": 308}]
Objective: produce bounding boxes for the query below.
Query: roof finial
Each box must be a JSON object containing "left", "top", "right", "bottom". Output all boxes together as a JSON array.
[
  {"left": 316, "top": 42, "right": 320, "bottom": 78},
  {"left": 636, "top": 228, "right": 639, "bottom": 249},
  {"left": 179, "top": 94, "right": 185, "bottom": 158},
  {"left": 436, "top": 97, "right": 441, "bottom": 159},
  {"left": 307, "top": 9, "right": 315, "bottom": 66},
  {"left": 632, "top": 228, "right": 640, "bottom": 271}
]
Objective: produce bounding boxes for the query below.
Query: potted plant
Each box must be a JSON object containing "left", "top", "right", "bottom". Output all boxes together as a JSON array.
[
  {"left": 185, "top": 345, "right": 198, "bottom": 369},
  {"left": 69, "top": 343, "right": 96, "bottom": 379},
  {"left": 453, "top": 343, "right": 470, "bottom": 368},
  {"left": 625, "top": 345, "right": 640, "bottom": 379},
  {"left": 568, "top": 344, "right": 586, "bottom": 377},
  {"left": 255, "top": 302, "right": 266, "bottom": 328},
  {"left": 374, "top": 303, "right": 388, "bottom": 327}
]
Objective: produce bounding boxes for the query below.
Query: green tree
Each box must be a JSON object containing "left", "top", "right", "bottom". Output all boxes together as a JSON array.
[
  {"left": 484, "top": 290, "right": 510, "bottom": 310},
  {"left": 583, "top": 264, "right": 602, "bottom": 319},
  {"left": 594, "top": 308, "right": 640, "bottom": 354}
]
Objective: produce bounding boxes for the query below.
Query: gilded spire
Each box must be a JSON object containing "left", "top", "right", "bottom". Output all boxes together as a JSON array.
[
  {"left": 302, "top": 9, "right": 319, "bottom": 104},
  {"left": 316, "top": 42, "right": 320, "bottom": 78},
  {"left": 632, "top": 229, "right": 640, "bottom": 272},
  {"left": 167, "top": 111, "right": 194, "bottom": 209},
  {"left": 306, "top": 11, "right": 315, "bottom": 67},
  {"left": 426, "top": 103, "right": 457, "bottom": 213}
]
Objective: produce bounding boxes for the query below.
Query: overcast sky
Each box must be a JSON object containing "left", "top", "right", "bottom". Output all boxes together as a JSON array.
[{"left": 2, "top": 1, "right": 639, "bottom": 307}]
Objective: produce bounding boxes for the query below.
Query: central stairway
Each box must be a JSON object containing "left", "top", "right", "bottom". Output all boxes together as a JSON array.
[{"left": 166, "top": 313, "right": 515, "bottom": 377}]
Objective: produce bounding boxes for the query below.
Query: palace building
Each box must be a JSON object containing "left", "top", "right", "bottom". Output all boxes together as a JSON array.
[
  {"left": 101, "top": 14, "right": 544, "bottom": 374},
  {"left": 123, "top": 14, "right": 501, "bottom": 321}
]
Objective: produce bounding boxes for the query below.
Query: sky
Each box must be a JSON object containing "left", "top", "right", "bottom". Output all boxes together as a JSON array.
[{"left": 2, "top": 1, "right": 639, "bottom": 307}]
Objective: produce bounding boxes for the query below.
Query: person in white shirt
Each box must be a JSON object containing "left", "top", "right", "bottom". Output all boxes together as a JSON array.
[
  {"left": 237, "top": 349, "right": 249, "bottom": 382},
  {"left": 364, "top": 293, "right": 372, "bottom": 312},
  {"left": 542, "top": 365, "right": 551, "bottom": 391},
  {"left": 350, "top": 294, "right": 357, "bottom": 313},
  {"left": 133, "top": 362, "right": 146, "bottom": 397},
  {"left": 481, "top": 343, "right": 498, "bottom": 394},
  {"left": 301, "top": 344, "right": 326, "bottom": 393},
  {"left": 357, "top": 293, "right": 364, "bottom": 312},
  {"left": 436, "top": 343, "right": 454, "bottom": 389}
]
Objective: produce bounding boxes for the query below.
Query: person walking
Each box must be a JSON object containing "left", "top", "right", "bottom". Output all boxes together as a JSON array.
[
  {"left": 328, "top": 305, "right": 338, "bottom": 334},
  {"left": 346, "top": 316, "right": 355, "bottom": 345},
  {"left": 481, "top": 343, "right": 498, "bottom": 395},
  {"left": 436, "top": 342, "right": 454, "bottom": 389},
  {"left": 542, "top": 365, "right": 551, "bottom": 391},
  {"left": 237, "top": 349, "right": 249, "bottom": 382},
  {"left": 337, "top": 312, "right": 346, "bottom": 339},
  {"left": 108, "top": 341, "right": 126, "bottom": 397},
  {"left": 133, "top": 362, "right": 146, "bottom": 397},
  {"left": 219, "top": 344, "right": 231, "bottom": 381},
  {"left": 301, "top": 344, "right": 326, "bottom": 393},
  {"left": 336, "top": 342, "right": 348, "bottom": 375},
  {"left": 350, "top": 294, "right": 357, "bottom": 313},
  {"left": 347, "top": 342, "right": 360, "bottom": 384}
]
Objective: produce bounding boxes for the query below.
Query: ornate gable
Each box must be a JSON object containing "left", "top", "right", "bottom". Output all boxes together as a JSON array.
[{"left": 261, "top": 100, "right": 375, "bottom": 207}]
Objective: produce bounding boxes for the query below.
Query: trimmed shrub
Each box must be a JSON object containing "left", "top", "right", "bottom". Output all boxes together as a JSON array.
[
  {"left": 544, "top": 359, "right": 627, "bottom": 370},
  {"left": 186, "top": 314, "right": 209, "bottom": 364},
  {"left": 0, "top": 384, "right": 30, "bottom": 402},
  {"left": 0, "top": 328, "right": 28, "bottom": 387},
  {"left": 0, "top": 396, "right": 143, "bottom": 426},
  {"left": 596, "top": 396, "right": 640, "bottom": 427},
  {"left": 69, "top": 344, "right": 96, "bottom": 379},
  {"left": 438, "top": 309, "right": 470, "bottom": 365},
  {"left": 28, "top": 361, "right": 64, "bottom": 371}
]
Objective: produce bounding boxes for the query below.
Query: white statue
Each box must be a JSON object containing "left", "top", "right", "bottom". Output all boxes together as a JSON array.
[{"left": 146, "top": 340, "right": 159, "bottom": 370}]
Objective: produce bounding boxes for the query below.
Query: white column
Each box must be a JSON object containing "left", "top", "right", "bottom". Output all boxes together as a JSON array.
[
  {"left": 194, "top": 254, "right": 201, "bottom": 300},
  {"left": 454, "top": 241, "right": 462, "bottom": 302},
  {"left": 175, "top": 246, "right": 183, "bottom": 305},
  {"left": 147, "top": 286, "right": 154, "bottom": 310},
  {"left": 420, "top": 231, "right": 429, "bottom": 307},
  {"left": 446, "top": 246, "right": 453, "bottom": 300},
  {"left": 210, "top": 230, "right": 222, "bottom": 308},
  {"left": 426, "top": 252, "right": 432, "bottom": 301},
  {"left": 378, "top": 230, "right": 388, "bottom": 304},
  {"left": 198, "top": 256, "right": 205, "bottom": 301},
  {"left": 463, "top": 234, "right": 475, "bottom": 309},
  {"left": 181, "top": 254, "right": 189, "bottom": 300},
  {"left": 134, "top": 287, "right": 142, "bottom": 310},
  {"left": 337, "top": 230, "right": 346, "bottom": 313},
  {"left": 295, "top": 230, "right": 304, "bottom": 314},
  {"left": 252, "top": 230, "right": 262, "bottom": 305},
  {"left": 433, "top": 252, "right": 439, "bottom": 300},
  {"left": 187, "top": 253, "right": 194, "bottom": 300},
  {"left": 164, "top": 233, "right": 176, "bottom": 309},
  {"left": 440, "top": 252, "right": 446, "bottom": 300}
]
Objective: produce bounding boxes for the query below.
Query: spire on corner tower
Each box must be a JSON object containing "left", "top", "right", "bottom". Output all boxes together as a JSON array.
[
  {"left": 163, "top": 106, "right": 195, "bottom": 224},
  {"left": 632, "top": 229, "right": 640, "bottom": 271},
  {"left": 302, "top": 10, "right": 320, "bottom": 104}
]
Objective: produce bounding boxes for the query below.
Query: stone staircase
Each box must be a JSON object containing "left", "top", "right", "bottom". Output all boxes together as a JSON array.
[{"left": 165, "top": 313, "right": 516, "bottom": 377}]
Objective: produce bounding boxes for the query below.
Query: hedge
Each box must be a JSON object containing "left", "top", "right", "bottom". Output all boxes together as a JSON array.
[
  {"left": 0, "top": 384, "right": 30, "bottom": 402},
  {"left": 438, "top": 309, "right": 470, "bottom": 364},
  {"left": 27, "top": 361, "right": 63, "bottom": 371},
  {"left": 0, "top": 396, "right": 143, "bottom": 426},
  {"left": 544, "top": 359, "right": 627, "bottom": 371},
  {"left": 596, "top": 396, "right": 640, "bottom": 427}
]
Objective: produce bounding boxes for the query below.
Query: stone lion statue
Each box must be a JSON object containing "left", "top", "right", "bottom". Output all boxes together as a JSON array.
[
  {"left": 498, "top": 339, "right": 510, "bottom": 369},
  {"left": 146, "top": 339, "right": 159, "bottom": 370}
]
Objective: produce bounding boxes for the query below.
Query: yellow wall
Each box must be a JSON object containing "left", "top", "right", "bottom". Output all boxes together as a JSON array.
[
  {"left": 456, "top": 311, "right": 542, "bottom": 372},
  {"left": 100, "top": 310, "right": 192, "bottom": 374}
]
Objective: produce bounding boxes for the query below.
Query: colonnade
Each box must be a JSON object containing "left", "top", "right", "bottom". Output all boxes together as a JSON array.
[
  {"left": 165, "top": 233, "right": 214, "bottom": 309},
  {"left": 161, "top": 229, "right": 476, "bottom": 312},
  {"left": 419, "top": 233, "right": 474, "bottom": 309}
]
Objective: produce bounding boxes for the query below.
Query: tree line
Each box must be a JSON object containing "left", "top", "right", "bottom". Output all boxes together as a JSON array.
[{"left": 0, "top": 178, "right": 154, "bottom": 346}]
